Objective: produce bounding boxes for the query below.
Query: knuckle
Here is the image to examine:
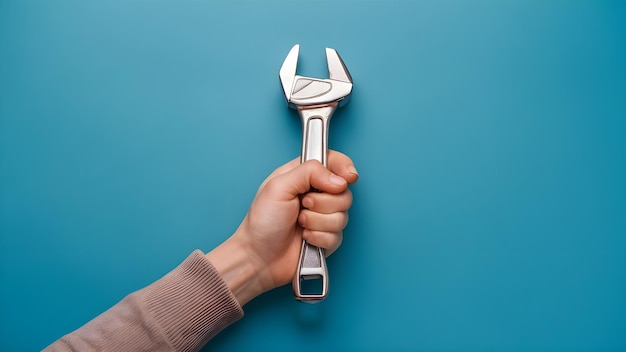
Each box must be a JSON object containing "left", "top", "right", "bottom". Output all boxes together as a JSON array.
[
  {"left": 262, "top": 177, "right": 281, "bottom": 194},
  {"left": 302, "top": 159, "right": 322, "bottom": 171},
  {"left": 333, "top": 212, "right": 349, "bottom": 231},
  {"left": 343, "top": 189, "right": 353, "bottom": 206}
]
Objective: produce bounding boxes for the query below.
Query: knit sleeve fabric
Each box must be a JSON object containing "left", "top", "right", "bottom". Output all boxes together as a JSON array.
[{"left": 43, "top": 250, "right": 244, "bottom": 352}]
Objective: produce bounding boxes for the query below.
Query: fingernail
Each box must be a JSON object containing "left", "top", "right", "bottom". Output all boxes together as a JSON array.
[
  {"left": 348, "top": 165, "right": 359, "bottom": 176},
  {"left": 329, "top": 173, "right": 346, "bottom": 186}
]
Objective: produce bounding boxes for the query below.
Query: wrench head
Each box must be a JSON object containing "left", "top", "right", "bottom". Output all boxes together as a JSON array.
[{"left": 279, "top": 44, "right": 353, "bottom": 109}]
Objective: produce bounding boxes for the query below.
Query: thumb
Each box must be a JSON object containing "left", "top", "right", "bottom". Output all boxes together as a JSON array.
[{"left": 268, "top": 160, "right": 348, "bottom": 201}]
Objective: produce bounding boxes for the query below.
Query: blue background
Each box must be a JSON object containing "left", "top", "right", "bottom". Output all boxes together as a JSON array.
[{"left": 1, "top": 1, "right": 625, "bottom": 351}]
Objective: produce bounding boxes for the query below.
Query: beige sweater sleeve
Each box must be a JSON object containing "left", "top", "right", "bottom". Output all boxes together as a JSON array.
[{"left": 43, "top": 250, "right": 244, "bottom": 352}]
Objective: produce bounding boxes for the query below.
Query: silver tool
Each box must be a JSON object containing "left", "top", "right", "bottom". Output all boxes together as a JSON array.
[{"left": 279, "top": 44, "right": 353, "bottom": 303}]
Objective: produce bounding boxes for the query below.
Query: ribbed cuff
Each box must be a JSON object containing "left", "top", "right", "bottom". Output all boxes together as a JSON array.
[{"left": 142, "top": 250, "right": 244, "bottom": 352}]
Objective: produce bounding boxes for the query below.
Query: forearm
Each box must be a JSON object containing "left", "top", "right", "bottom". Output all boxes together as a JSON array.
[{"left": 44, "top": 250, "right": 243, "bottom": 352}]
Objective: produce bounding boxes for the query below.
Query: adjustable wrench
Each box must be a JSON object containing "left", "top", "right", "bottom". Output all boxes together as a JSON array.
[{"left": 279, "top": 44, "right": 353, "bottom": 303}]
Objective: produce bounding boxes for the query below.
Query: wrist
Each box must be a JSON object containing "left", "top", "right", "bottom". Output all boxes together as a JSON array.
[{"left": 205, "top": 230, "right": 273, "bottom": 306}]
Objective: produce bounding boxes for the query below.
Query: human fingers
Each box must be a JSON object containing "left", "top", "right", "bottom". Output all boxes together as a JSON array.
[
  {"left": 327, "top": 150, "right": 359, "bottom": 185},
  {"left": 262, "top": 150, "right": 356, "bottom": 190},
  {"left": 302, "top": 230, "right": 343, "bottom": 257},
  {"left": 262, "top": 160, "right": 347, "bottom": 201},
  {"left": 298, "top": 210, "right": 348, "bottom": 233},
  {"left": 301, "top": 189, "right": 353, "bottom": 214}
]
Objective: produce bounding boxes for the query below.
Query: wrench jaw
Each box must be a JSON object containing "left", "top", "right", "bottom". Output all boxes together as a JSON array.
[
  {"left": 279, "top": 44, "right": 299, "bottom": 108},
  {"left": 325, "top": 48, "right": 353, "bottom": 108},
  {"left": 326, "top": 48, "right": 353, "bottom": 85}
]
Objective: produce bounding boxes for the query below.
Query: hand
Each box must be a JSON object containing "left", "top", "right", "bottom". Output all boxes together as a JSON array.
[{"left": 206, "top": 151, "right": 358, "bottom": 305}]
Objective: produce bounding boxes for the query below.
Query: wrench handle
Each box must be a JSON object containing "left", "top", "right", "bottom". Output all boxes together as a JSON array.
[{"left": 293, "top": 105, "right": 335, "bottom": 302}]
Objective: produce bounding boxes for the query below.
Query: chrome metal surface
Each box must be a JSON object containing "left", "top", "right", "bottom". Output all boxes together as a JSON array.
[{"left": 279, "top": 44, "right": 353, "bottom": 303}]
